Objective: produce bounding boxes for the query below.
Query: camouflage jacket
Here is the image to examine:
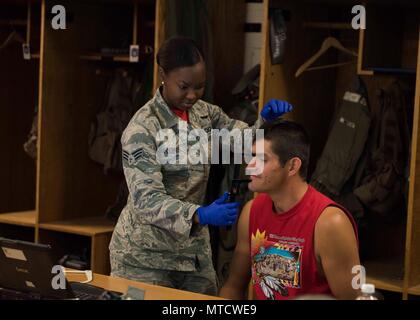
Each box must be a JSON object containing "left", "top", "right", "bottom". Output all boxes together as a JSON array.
[{"left": 110, "top": 88, "right": 262, "bottom": 271}]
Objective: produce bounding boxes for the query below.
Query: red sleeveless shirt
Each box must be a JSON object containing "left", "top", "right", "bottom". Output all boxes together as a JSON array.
[{"left": 249, "top": 185, "right": 358, "bottom": 300}]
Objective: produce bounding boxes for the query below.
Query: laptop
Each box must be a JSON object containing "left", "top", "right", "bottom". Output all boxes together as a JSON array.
[{"left": 0, "top": 237, "right": 118, "bottom": 300}]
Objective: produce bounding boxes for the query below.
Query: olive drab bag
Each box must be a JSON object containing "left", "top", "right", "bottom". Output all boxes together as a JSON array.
[
  {"left": 311, "top": 77, "right": 371, "bottom": 197},
  {"left": 353, "top": 81, "right": 411, "bottom": 217}
]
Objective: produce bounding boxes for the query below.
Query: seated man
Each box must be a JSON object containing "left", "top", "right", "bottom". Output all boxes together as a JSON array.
[{"left": 219, "top": 120, "right": 360, "bottom": 300}]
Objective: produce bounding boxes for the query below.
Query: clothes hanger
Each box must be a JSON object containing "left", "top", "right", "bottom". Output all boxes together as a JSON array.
[
  {"left": 295, "top": 36, "right": 358, "bottom": 78},
  {"left": 0, "top": 31, "right": 25, "bottom": 51},
  {"left": 0, "top": 15, "right": 25, "bottom": 52}
]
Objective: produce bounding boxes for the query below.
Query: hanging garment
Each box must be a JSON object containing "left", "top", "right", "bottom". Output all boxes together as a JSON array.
[
  {"left": 89, "top": 61, "right": 153, "bottom": 221},
  {"left": 353, "top": 80, "right": 411, "bottom": 218},
  {"left": 88, "top": 61, "right": 153, "bottom": 174},
  {"left": 88, "top": 68, "right": 140, "bottom": 173},
  {"left": 23, "top": 108, "right": 38, "bottom": 160},
  {"left": 269, "top": 9, "right": 287, "bottom": 65}
]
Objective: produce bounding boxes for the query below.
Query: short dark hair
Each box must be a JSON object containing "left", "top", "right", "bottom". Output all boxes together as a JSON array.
[
  {"left": 157, "top": 37, "right": 204, "bottom": 73},
  {"left": 260, "top": 120, "right": 310, "bottom": 179}
]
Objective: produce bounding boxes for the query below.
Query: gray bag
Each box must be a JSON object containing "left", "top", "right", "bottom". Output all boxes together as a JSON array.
[{"left": 311, "top": 77, "right": 371, "bottom": 196}]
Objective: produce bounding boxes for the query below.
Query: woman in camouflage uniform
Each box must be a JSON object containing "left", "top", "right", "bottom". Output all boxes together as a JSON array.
[{"left": 109, "top": 37, "right": 292, "bottom": 295}]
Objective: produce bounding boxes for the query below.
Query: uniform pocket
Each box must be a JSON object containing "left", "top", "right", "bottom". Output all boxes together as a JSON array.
[
  {"left": 162, "top": 164, "right": 189, "bottom": 198},
  {"left": 131, "top": 223, "right": 176, "bottom": 253}
]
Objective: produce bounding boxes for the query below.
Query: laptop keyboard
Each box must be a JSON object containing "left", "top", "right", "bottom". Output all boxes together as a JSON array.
[
  {"left": 0, "top": 288, "right": 43, "bottom": 300},
  {"left": 0, "top": 283, "right": 122, "bottom": 300},
  {"left": 70, "top": 282, "right": 123, "bottom": 300},
  {"left": 0, "top": 288, "right": 102, "bottom": 300},
  {"left": 73, "top": 290, "right": 101, "bottom": 300}
]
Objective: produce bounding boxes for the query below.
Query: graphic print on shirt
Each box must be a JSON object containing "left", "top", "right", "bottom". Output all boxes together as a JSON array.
[{"left": 251, "top": 229, "right": 303, "bottom": 299}]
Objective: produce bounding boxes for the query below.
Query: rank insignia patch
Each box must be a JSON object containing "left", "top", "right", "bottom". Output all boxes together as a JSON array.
[{"left": 123, "top": 148, "right": 145, "bottom": 166}]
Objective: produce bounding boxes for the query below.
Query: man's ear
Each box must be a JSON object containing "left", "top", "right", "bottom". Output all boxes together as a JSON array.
[{"left": 288, "top": 157, "right": 302, "bottom": 177}]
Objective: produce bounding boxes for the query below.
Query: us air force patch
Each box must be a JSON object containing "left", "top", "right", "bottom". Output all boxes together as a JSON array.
[{"left": 123, "top": 148, "right": 145, "bottom": 166}]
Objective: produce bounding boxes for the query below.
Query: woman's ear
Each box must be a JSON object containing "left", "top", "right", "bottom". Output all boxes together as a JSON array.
[{"left": 158, "top": 67, "right": 166, "bottom": 83}]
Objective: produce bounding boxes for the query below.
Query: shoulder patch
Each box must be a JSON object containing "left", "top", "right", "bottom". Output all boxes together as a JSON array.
[{"left": 123, "top": 148, "right": 146, "bottom": 165}]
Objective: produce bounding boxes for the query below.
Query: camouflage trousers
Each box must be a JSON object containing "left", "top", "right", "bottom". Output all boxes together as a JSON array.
[{"left": 110, "top": 252, "right": 218, "bottom": 296}]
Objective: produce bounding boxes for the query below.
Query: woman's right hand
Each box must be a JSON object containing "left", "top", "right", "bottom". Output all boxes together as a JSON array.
[{"left": 196, "top": 192, "right": 240, "bottom": 226}]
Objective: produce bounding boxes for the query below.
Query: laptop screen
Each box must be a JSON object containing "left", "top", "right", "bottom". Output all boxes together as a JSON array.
[{"left": 0, "top": 237, "right": 74, "bottom": 299}]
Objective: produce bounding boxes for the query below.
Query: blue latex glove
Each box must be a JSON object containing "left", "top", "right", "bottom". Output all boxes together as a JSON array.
[
  {"left": 260, "top": 99, "right": 293, "bottom": 122},
  {"left": 197, "top": 192, "right": 240, "bottom": 226}
]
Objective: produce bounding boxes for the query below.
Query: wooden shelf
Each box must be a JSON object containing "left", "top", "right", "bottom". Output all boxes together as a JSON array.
[
  {"left": 80, "top": 53, "right": 132, "bottom": 62},
  {"left": 367, "top": 67, "right": 416, "bottom": 75},
  {"left": 303, "top": 22, "right": 353, "bottom": 30},
  {"left": 408, "top": 284, "right": 420, "bottom": 296},
  {"left": 0, "top": 19, "right": 27, "bottom": 27},
  {"left": 364, "top": 259, "right": 404, "bottom": 293},
  {"left": 0, "top": 211, "right": 36, "bottom": 227},
  {"left": 39, "top": 216, "right": 115, "bottom": 237}
]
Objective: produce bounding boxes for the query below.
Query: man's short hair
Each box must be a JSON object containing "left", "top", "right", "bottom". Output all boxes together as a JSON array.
[{"left": 260, "top": 119, "right": 310, "bottom": 179}]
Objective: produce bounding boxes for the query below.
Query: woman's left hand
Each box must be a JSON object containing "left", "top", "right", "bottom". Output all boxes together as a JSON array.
[{"left": 260, "top": 99, "right": 293, "bottom": 122}]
